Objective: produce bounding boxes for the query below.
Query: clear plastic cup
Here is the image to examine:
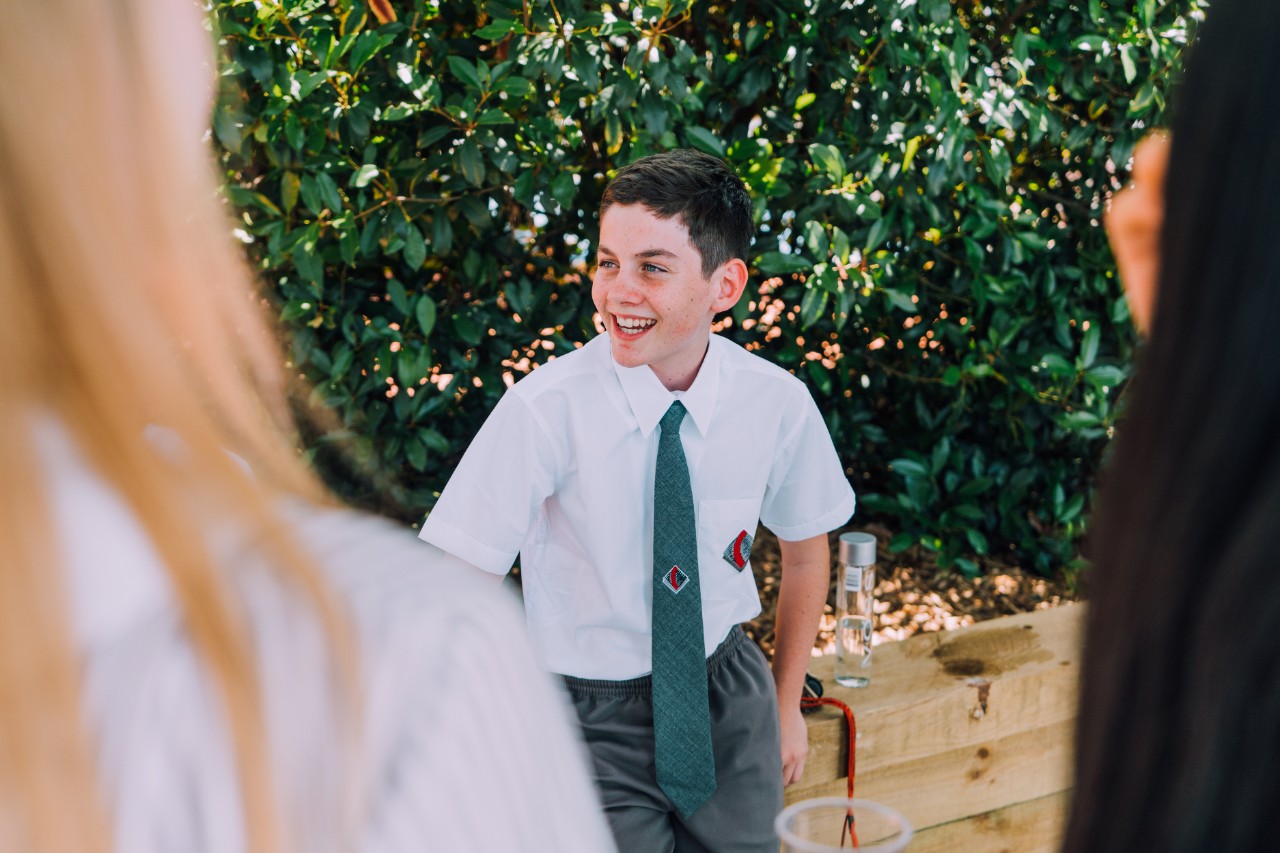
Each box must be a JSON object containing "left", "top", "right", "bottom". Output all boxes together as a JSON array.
[{"left": 775, "top": 797, "right": 913, "bottom": 852}]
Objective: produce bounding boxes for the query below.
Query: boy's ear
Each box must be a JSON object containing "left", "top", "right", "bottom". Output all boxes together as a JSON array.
[{"left": 710, "top": 258, "right": 750, "bottom": 314}]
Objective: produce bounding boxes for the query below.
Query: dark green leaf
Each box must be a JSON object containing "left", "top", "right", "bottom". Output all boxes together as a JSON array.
[
  {"left": 498, "top": 76, "right": 535, "bottom": 97},
  {"left": 415, "top": 295, "right": 438, "bottom": 336},
  {"left": 1080, "top": 324, "right": 1100, "bottom": 368},
  {"left": 884, "top": 289, "right": 917, "bottom": 313},
  {"left": 475, "top": 19, "right": 521, "bottom": 39},
  {"left": 293, "top": 241, "right": 324, "bottom": 285},
  {"left": 1039, "top": 353, "right": 1076, "bottom": 377},
  {"left": 799, "top": 287, "right": 828, "bottom": 329},
  {"left": 419, "top": 428, "right": 451, "bottom": 455},
  {"left": 457, "top": 140, "right": 485, "bottom": 186},
  {"left": 448, "top": 55, "right": 483, "bottom": 89},
  {"left": 431, "top": 214, "right": 453, "bottom": 256},
  {"left": 808, "top": 143, "right": 847, "bottom": 183},
  {"left": 301, "top": 174, "right": 327, "bottom": 216},
  {"left": 756, "top": 252, "right": 812, "bottom": 275},
  {"left": 212, "top": 106, "right": 243, "bottom": 155},
  {"left": 922, "top": 0, "right": 950, "bottom": 24},
  {"left": 685, "top": 126, "right": 725, "bottom": 156},
  {"left": 550, "top": 172, "right": 577, "bottom": 209},
  {"left": 316, "top": 172, "right": 344, "bottom": 212},
  {"left": 865, "top": 216, "right": 891, "bottom": 251},
  {"left": 1085, "top": 364, "right": 1127, "bottom": 387},
  {"left": 405, "top": 435, "right": 427, "bottom": 471},
  {"left": 350, "top": 31, "right": 397, "bottom": 71},
  {"left": 387, "top": 279, "right": 410, "bottom": 315},
  {"left": 965, "top": 528, "right": 989, "bottom": 554},
  {"left": 452, "top": 314, "right": 482, "bottom": 346},
  {"left": 475, "top": 109, "right": 511, "bottom": 126},
  {"left": 890, "top": 458, "right": 931, "bottom": 479},
  {"left": 402, "top": 225, "right": 427, "bottom": 270}
]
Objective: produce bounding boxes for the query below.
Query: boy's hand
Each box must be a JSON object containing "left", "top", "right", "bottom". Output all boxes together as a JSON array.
[
  {"left": 772, "top": 532, "right": 830, "bottom": 787},
  {"left": 779, "top": 703, "right": 809, "bottom": 785}
]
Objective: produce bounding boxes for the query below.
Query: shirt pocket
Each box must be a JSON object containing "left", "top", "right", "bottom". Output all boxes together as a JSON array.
[{"left": 696, "top": 497, "right": 762, "bottom": 598}]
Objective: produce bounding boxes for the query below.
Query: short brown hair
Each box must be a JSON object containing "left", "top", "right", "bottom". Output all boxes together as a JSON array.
[{"left": 600, "top": 148, "right": 753, "bottom": 278}]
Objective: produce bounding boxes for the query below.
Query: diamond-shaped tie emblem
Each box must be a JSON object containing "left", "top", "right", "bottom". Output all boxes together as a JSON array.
[
  {"left": 723, "top": 530, "right": 753, "bottom": 571},
  {"left": 662, "top": 565, "right": 690, "bottom": 594}
]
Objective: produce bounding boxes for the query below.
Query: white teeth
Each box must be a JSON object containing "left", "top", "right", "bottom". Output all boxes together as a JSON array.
[{"left": 616, "top": 316, "right": 656, "bottom": 331}]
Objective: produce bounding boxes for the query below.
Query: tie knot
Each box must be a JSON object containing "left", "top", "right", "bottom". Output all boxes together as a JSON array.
[{"left": 660, "top": 401, "right": 686, "bottom": 434}]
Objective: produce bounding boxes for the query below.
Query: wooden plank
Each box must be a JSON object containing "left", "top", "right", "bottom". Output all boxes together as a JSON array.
[
  {"left": 789, "top": 717, "right": 1073, "bottom": 834},
  {"left": 787, "top": 604, "right": 1083, "bottom": 838},
  {"left": 907, "top": 790, "right": 1070, "bottom": 853},
  {"left": 793, "top": 604, "right": 1083, "bottom": 793},
  {"left": 854, "top": 718, "right": 1071, "bottom": 832}
]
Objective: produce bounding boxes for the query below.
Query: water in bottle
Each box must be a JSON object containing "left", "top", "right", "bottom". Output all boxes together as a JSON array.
[{"left": 834, "top": 532, "right": 877, "bottom": 687}]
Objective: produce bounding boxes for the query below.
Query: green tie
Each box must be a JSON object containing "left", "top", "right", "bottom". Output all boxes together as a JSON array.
[{"left": 651, "top": 401, "right": 716, "bottom": 818}]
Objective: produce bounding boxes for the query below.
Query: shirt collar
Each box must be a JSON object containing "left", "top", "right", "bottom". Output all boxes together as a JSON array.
[{"left": 609, "top": 333, "right": 721, "bottom": 438}]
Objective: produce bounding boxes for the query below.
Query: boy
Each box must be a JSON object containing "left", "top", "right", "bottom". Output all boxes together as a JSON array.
[{"left": 419, "top": 149, "right": 855, "bottom": 851}]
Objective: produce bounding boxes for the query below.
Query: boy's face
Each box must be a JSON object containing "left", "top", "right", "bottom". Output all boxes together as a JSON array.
[{"left": 592, "top": 203, "right": 745, "bottom": 392}]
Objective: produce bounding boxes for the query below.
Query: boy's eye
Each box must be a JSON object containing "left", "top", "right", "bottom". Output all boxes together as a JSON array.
[
  {"left": 642, "top": 263, "right": 666, "bottom": 273},
  {"left": 597, "top": 259, "right": 617, "bottom": 269}
]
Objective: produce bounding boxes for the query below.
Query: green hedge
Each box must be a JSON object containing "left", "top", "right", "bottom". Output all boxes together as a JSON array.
[{"left": 212, "top": 0, "right": 1202, "bottom": 575}]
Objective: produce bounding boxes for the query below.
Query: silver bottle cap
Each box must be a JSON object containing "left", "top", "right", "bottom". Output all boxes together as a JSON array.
[{"left": 838, "top": 531, "right": 877, "bottom": 567}]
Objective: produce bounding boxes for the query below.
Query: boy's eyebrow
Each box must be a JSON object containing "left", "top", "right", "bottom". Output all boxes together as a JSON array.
[
  {"left": 636, "top": 248, "right": 679, "bottom": 260},
  {"left": 596, "top": 244, "right": 686, "bottom": 261},
  {"left": 595, "top": 245, "right": 680, "bottom": 261}
]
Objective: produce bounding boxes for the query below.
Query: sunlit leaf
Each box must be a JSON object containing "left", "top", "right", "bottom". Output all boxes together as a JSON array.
[{"left": 351, "top": 163, "right": 379, "bottom": 188}]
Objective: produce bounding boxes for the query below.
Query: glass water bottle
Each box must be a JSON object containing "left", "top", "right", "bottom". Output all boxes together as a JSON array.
[{"left": 835, "top": 531, "right": 877, "bottom": 687}]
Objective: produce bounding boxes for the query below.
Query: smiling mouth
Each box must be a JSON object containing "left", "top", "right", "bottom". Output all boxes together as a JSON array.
[{"left": 613, "top": 315, "right": 656, "bottom": 336}]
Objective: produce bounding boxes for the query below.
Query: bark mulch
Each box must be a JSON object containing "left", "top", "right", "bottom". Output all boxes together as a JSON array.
[{"left": 743, "top": 523, "right": 1078, "bottom": 660}]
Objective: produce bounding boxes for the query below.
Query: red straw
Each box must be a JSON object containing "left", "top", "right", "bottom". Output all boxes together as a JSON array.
[{"left": 799, "top": 696, "right": 858, "bottom": 847}]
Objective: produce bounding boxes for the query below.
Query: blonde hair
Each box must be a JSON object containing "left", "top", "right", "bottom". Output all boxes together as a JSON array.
[{"left": 0, "top": 1, "right": 351, "bottom": 850}]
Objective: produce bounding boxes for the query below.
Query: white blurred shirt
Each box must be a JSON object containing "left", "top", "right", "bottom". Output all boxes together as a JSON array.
[
  {"left": 420, "top": 333, "right": 856, "bottom": 680},
  {"left": 39, "top": 423, "right": 614, "bottom": 853}
]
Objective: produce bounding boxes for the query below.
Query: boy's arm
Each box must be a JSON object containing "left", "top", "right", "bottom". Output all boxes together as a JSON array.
[
  {"left": 772, "top": 532, "right": 832, "bottom": 786},
  {"left": 418, "top": 391, "right": 558, "bottom": 576}
]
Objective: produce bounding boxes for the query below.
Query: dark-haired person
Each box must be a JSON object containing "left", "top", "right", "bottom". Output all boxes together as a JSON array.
[
  {"left": 1063, "top": 1, "right": 1280, "bottom": 850},
  {"left": 419, "top": 149, "right": 855, "bottom": 851}
]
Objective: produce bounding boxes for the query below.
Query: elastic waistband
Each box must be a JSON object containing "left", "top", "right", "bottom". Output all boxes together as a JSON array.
[{"left": 561, "top": 626, "right": 750, "bottom": 698}]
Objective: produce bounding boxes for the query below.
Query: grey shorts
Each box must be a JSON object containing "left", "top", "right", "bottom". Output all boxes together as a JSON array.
[{"left": 562, "top": 627, "right": 784, "bottom": 853}]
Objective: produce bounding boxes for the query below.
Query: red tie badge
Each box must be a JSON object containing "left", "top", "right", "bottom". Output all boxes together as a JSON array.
[
  {"left": 663, "top": 565, "right": 690, "bottom": 594},
  {"left": 722, "top": 530, "right": 753, "bottom": 571}
]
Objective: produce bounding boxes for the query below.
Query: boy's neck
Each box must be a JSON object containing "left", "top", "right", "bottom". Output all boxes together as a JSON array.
[{"left": 649, "top": 337, "right": 711, "bottom": 393}]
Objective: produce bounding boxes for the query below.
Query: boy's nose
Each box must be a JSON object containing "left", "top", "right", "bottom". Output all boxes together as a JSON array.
[{"left": 611, "top": 273, "right": 643, "bottom": 304}]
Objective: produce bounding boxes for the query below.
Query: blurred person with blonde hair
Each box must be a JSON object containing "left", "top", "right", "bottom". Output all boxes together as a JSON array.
[{"left": 0, "top": 1, "right": 613, "bottom": 851}]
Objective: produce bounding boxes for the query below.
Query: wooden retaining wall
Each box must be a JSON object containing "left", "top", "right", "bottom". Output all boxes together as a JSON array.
[{"left": 790, "top": 603, "right": 1084, "bottom": 851}]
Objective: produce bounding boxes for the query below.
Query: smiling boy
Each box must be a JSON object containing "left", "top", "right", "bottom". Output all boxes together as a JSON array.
[{"left": 419, "top": 149, "right": 855, "bottom": 851}]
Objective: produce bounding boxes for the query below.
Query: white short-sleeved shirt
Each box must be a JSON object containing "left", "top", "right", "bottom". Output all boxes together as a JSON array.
[{"left": 420, "top": 333, "right": 856, "bottom": 680}]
